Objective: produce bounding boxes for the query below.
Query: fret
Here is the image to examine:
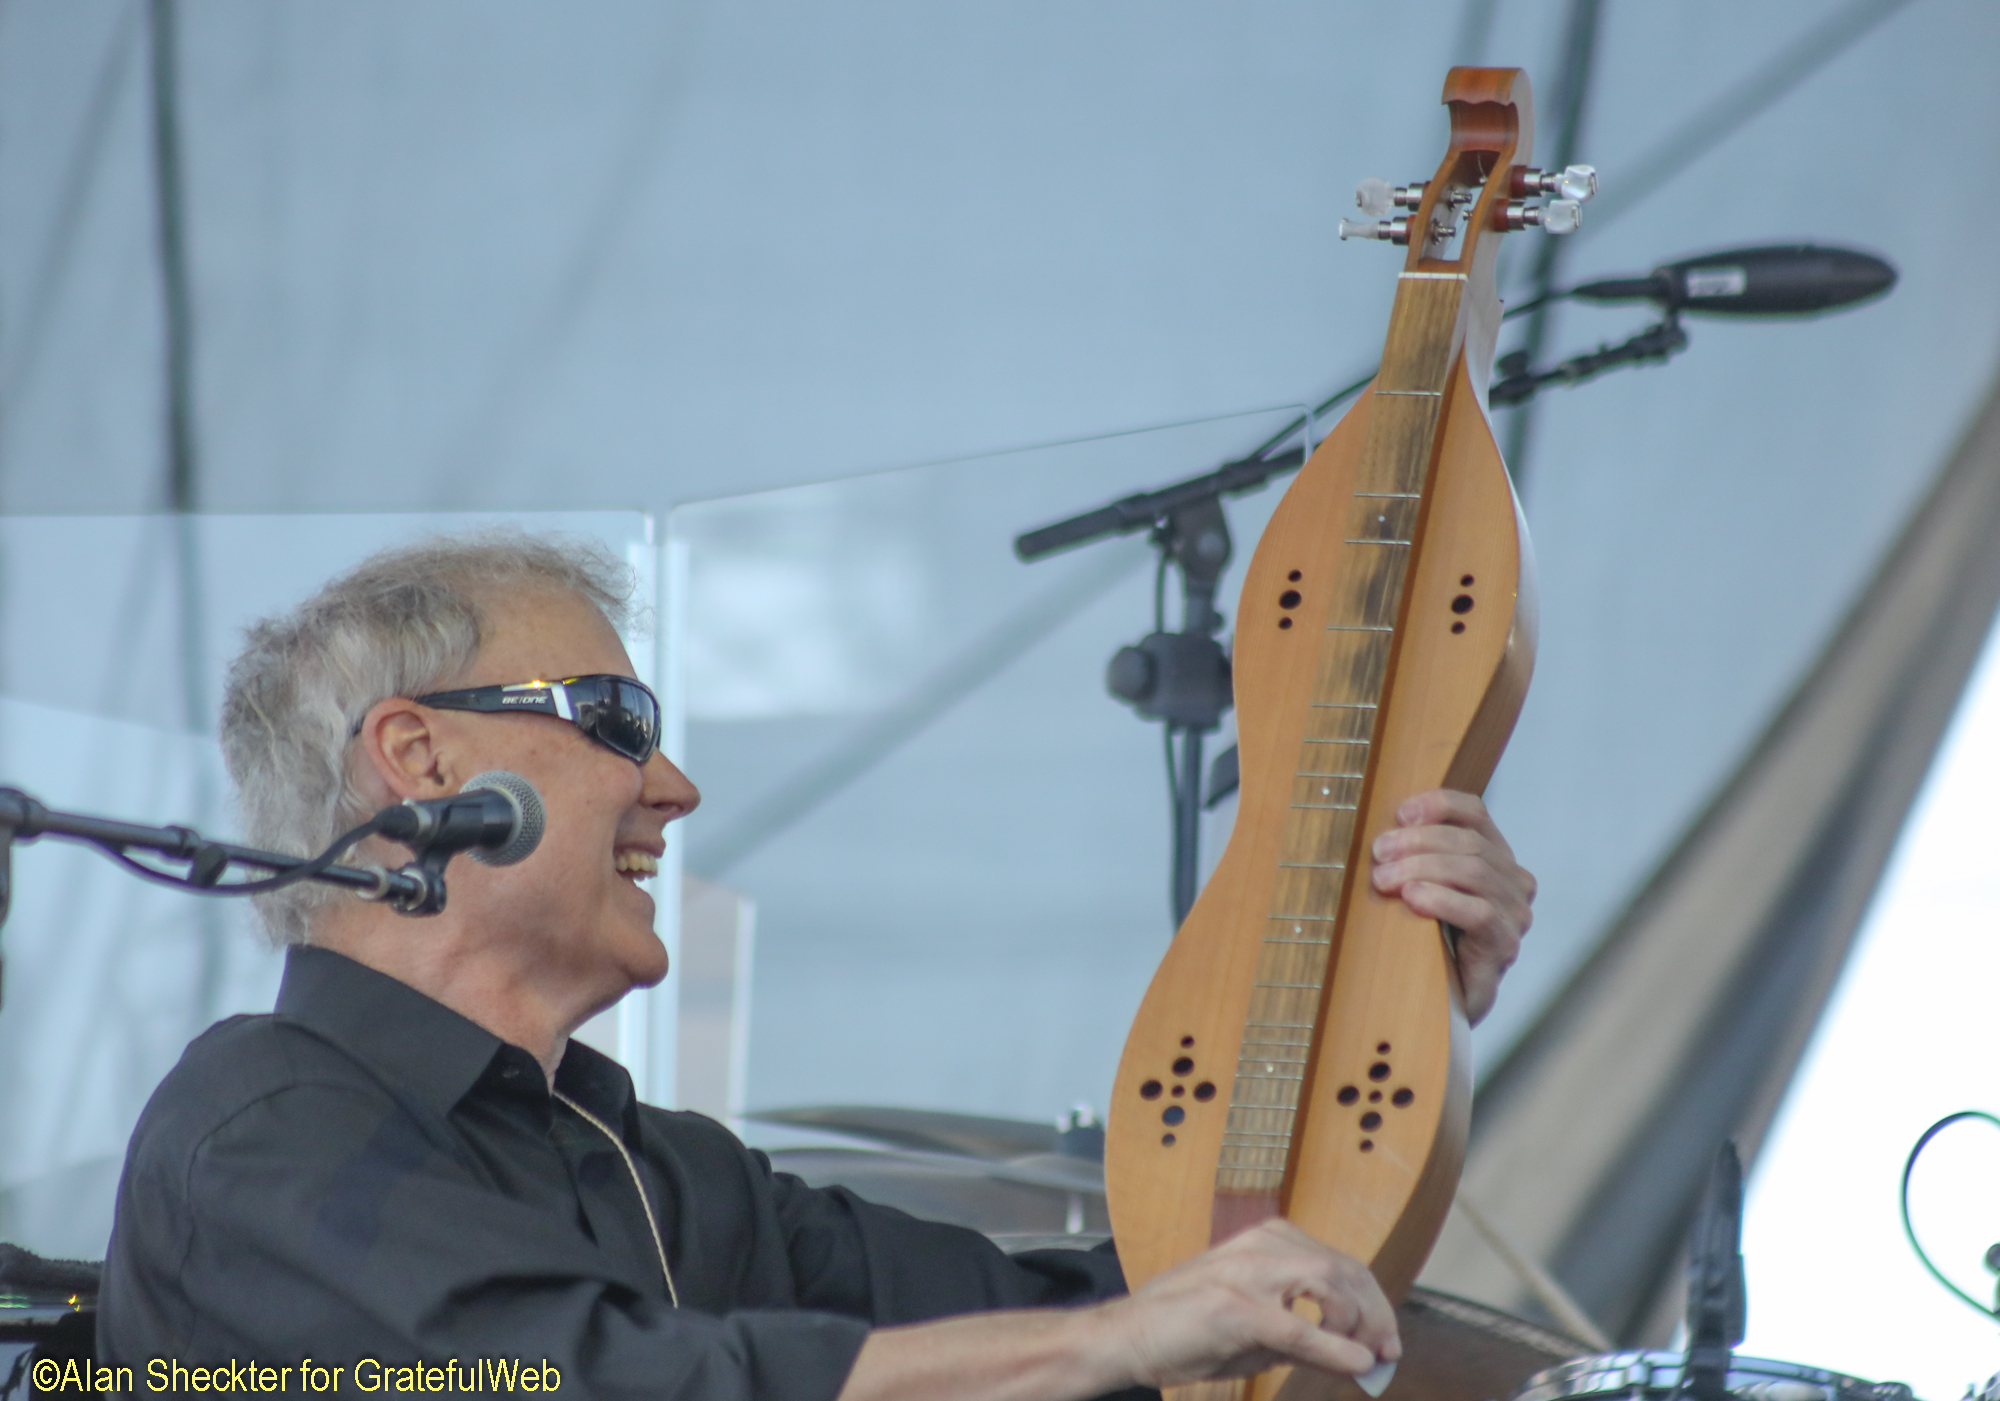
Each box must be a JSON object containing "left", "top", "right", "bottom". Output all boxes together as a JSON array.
[{"left": 1199, "top": 224, "right": 1474, "bottom": 1230}]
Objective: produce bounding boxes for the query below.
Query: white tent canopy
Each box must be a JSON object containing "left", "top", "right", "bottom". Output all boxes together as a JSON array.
[{"left": 3, "top": 0, "right": 1999, "bottom": 1350}]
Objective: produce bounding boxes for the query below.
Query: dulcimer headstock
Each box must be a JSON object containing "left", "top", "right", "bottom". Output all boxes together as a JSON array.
[{"left": 1339, "top": 67, "right": 1596, "bottom": 319}]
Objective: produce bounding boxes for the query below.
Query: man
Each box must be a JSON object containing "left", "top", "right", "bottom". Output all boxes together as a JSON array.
[{"left": 100, "top": 532, "right": 1536, "bottom": 1400}]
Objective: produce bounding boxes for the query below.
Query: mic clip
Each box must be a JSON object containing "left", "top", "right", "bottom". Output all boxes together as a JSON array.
[{"left": 382, "top": 848, "right": 453, "bottom": 917}]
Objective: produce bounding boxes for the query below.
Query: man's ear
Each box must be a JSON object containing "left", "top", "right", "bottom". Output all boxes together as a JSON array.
[{"left": 353, "top": 699, "right": 457, "bottom": 805}]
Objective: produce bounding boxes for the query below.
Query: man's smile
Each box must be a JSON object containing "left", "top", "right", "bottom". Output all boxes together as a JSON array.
[{"left": 613, "top": 849, "right": 660, "bottom": 880}]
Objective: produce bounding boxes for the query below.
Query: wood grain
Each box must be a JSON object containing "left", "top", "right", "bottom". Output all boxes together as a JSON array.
[{"left": 1104, "top": 68, "right": 1538, "bottom": 1401}]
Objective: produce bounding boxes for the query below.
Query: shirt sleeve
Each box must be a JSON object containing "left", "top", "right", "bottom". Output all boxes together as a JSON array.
[
  {"left": 101, "top": 1081, "right": 868, "bottom": 1401},
  {"left": 756, "top": 1156, "right": 1159, "bottom": 1401}
]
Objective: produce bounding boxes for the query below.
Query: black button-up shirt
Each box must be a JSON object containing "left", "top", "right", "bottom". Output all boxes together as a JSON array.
[{"left": 100, "top": 946, "right": 1133, "bottom": 1400}]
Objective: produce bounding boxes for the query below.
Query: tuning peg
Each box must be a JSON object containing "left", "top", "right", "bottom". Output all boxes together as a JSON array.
[
  {"left": 1513, "top": 164, "right": 1598, "bottom": 202},
  {"left": 1354, "top": 178, "right": 1394, "bottom": 218},
  {"left": 1340, "top": 217, "right": 1410, "bottom": 245},
  {"left": 1559, "top": 166, "right": 1598, "bottom": 201},
  {"left": 1355, "top": 178, "right": 1432, "bottom": 217},
  {"left": 1496, "top": 199, "right": 1582, "bottom": 235}
]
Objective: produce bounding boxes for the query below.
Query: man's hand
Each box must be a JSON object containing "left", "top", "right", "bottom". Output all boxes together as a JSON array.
[
  {"left": 1369, "top": 789, "right": 1535, "bottom": 1026},
  {"left": 1101, "top": 1219, "right": 1398, "bottom": 1387},
  {"left": 839, "top": 1221, "right": 1396, "bottom": 1401}
]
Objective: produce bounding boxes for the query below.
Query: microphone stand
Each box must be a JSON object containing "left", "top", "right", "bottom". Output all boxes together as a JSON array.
[
  {"left": 0, "top": 786, "right": 439, "bottom": 943},
  {"left": 1019, "top": 454, "right": 1310, "bottom": 928}
]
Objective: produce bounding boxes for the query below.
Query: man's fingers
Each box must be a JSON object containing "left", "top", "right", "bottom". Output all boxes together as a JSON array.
[
  {"left": 1310, "top": 1263, "right": 1400, "bottom": 1362},
  {"left": 1372, "top": 849, "right": 1510, "bottom": 896},
  {"left": 1392, "top": 787, "right": 1500, "bottom": 836},
  {"left": 1264, "top": 1309, "right": 1379, "bottom": 1376}
]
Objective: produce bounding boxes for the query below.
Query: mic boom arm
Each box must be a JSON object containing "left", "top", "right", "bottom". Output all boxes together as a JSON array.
[{"left": 0, "top": 788, "right": 492, "bottom": 928}]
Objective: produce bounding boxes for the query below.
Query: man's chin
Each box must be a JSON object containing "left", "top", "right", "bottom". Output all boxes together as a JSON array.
[{"left": 617, "top": 924, "right": 671, "bottom": 989}]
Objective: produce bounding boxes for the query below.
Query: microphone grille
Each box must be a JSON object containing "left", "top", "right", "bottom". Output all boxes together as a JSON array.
[{"left": 462, "top": 770, "right": 545, "bottom": 866}]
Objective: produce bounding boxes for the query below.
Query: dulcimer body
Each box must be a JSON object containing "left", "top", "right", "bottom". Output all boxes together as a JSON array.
[{"left": 1104, "top": 68, "right": 1541, "bottom": 1401}]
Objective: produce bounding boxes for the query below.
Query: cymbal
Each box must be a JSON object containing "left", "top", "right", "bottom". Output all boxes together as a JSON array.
[
  {"left": 756, "top": 1105, "right": 1591, "bottom": 1398},
  {"left": 1332, "top": 1289, "right": 1589, "bottom": 1401},
  {"left": 749, "top": 1105, "right": 1063, "bottom": 1160}
]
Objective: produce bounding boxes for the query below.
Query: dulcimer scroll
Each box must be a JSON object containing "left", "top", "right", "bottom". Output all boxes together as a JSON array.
[{"left": 1105, "top": 68, "right": 1548, "bottom": 1400}]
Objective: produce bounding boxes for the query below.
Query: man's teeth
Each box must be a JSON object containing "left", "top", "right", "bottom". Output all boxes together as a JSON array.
[{"left": 614, "top": 851, "right": 659, "bottom": 876}]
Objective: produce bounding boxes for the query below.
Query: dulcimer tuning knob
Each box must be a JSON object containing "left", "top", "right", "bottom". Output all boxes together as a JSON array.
[
  {"left": 1340, "top": 217, "right": 1410, "bottom": 245},
  {"left": 1513, "top": 164, "right": 1598, "bottom": 202},
  {"left": 1497, "top": 200, "right": 1582, "bottom": 235},
  {"left": 1556, "top": 164, "right": 1598, "bottom": 201},
  {"left": 1354, "top": 177, "right": 1395, "bottom": 217}
]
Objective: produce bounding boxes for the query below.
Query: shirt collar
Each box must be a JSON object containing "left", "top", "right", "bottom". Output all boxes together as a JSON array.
[
  {"left": 275, "top": 945, "right": 639, "bottom": 1131},
  {"left": 553, "top": 1037, "right": 641, "bottom": 1138},
  {"left": 276, "top": 944, "right": 512, "bottom": 1118}
]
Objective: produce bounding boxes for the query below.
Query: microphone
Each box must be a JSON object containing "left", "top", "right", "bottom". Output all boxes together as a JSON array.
[
  {"left": 1568, "top": 243, "right": 1896, "bottom": 318},
  {"left": 374, "top": 770, "right": 545, "bottom": 867}
]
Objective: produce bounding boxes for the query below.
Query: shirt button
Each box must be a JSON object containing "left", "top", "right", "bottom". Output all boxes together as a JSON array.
[{"left": 501, "top": 1065, "right": 521, "bottom": 1080}]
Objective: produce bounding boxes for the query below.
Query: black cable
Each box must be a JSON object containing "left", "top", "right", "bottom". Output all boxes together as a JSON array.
[
  {"left": 1245, "top": 368, "right": 1377, "bottom": 462},
  {"left": 1155, "top": 541, "right": 1179, "bottom": 820},
  {"left": 1899, "top": 1109, "right": 2000, "bottom": 1322},
  {"left": 1501, "top": 0, "right": 1604, "bottom": 483},
  {"left": 87, "top": 814, "right": 390, "bottom": 899}
]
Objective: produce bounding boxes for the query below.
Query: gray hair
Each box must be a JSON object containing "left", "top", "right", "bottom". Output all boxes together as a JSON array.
[{"left": 220, "top": 529, "right": 637, "bottom": 945}]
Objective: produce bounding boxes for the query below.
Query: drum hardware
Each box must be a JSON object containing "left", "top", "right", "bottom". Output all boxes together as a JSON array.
[
  {"left": 1512, "top": 1352, "right": 1915, "bottom": 1401},
  {"left": 0, "top": 1244, "right": 99, "bottom": 1401},
  {"left": 1681, "top": 1143, "right": 1749, "bottom": 1401},
  {"left": 1511, "top": 1142, "right": 1920, "bottom": 1401},
  {"left": 1899, "top": 1111, "right": 2000, "bottom": 1323}
]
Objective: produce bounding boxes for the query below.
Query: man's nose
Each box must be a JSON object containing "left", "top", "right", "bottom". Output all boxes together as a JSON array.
[{"left": 642, "top": 751, "right": 700, "bottom": 818}]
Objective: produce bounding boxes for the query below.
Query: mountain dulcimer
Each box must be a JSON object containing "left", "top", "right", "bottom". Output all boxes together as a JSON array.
[{"left": 1104, "top": 68, "right": 1546, "bottom": 1401}]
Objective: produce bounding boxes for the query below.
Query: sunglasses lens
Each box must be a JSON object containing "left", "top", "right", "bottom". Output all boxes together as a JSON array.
[{"left": 575, "top": 677, "right": 659, "bottom": 761}]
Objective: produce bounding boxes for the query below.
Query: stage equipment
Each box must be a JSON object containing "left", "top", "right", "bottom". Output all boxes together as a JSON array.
[
  {"left": 752, "top": 1104, "right": 1594, "bottom": 1397},
  {"left": 1104, "top": 68, "right": 1547, "bottom": 1401},
  {"left": 1017, "top": 238, "right": 1896, "bottom": 907},
  {"left": 0, "top": 770, "right": 543, "bottom": 936},
  {"left": 1505, "top": 1142, "right": 1918, "bottom": 1401},
  {"left": 377, "top": 770, "right": 546, "bottom": 872},
  {"left": 1488, "top": 243, "right": 1895, "bottom": 406},
  {"left": 1899, "top": 1109, "right": 2000, "bottom": 1324},
  {"left": 1511, "top": 1351, "right": 1916, "bottom": 1401}
]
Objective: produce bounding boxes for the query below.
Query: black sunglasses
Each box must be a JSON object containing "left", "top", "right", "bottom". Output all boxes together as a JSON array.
[{"left": 414, "top": 674, "right": 662, "bottom": 765}]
